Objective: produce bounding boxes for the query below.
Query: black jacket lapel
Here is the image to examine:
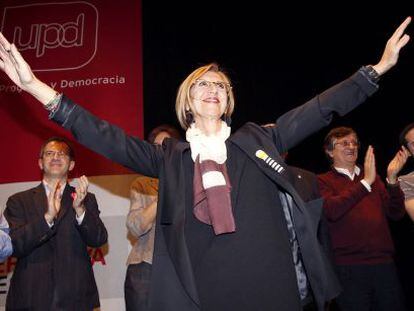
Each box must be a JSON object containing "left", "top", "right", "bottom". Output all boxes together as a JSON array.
[
  {"left": 229, "top": 124, "right": 306, "bottom": 213},
  {"left": 226, "top": 141, "right": 247, "bottom": 212},
  {"left": 33, "top": 184, "right": 48, "bottom": 219}
]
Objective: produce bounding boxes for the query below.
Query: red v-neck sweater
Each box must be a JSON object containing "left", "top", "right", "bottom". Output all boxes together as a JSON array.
[{"left": 318, "top": 169, "right": 405, "bottom": 265}]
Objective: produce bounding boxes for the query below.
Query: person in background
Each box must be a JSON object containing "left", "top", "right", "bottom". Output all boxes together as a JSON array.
[
  {"left": 0, "top": 213, "right": 12, "bottom": 262},
  {"left": 318, "top": 126, "right": 408, "bottom": 311},
  {"left": 4, "top": 137, "right": 108, "bottom": 310},
  {"left": 397, "top": 123, "right": 414, "bottom": 220},
  {"left": 125, "top": 124, "right": 181, "bottom": 311}
]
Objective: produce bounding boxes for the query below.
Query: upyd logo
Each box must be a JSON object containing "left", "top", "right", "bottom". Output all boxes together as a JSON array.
[{"left": 0, "top": 1, "right": 98, "bottom": 71}]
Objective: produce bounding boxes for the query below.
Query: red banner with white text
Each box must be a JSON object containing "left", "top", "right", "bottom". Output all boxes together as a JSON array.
[{"left": 0, "top": 0, "right": 143, "bottom": 183}]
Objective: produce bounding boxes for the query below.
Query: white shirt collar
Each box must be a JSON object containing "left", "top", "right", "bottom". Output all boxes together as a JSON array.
[
  {"left": 185, "top": 121, "right": 231, "bottom": 164},
  {"left": 334, "top": 166, "right": 360, "bottom": 180}
]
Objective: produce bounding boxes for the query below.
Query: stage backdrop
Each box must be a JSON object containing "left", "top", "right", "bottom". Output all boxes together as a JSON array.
[{"left": 0, "top": 1, "right": 143, "bottom": 310}]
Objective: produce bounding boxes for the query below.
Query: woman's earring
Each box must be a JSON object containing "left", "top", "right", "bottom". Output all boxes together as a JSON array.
[
  {"left": 185, "top": 110, "right": 194, "bottom": 125},
  {"left": 224, "top": 114, "right": 232, "bottom": 126}
]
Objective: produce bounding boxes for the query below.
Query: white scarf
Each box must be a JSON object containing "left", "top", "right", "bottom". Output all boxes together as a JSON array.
[
  {"left": 186, "top": 120, "right": 235, "bottom": 235},
  {"left": 186, "top": 121, "right": 231, "bottom": 164}
]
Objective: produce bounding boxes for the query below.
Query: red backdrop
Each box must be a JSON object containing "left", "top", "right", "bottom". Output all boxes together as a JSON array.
[{"left": 0, "top": 0, "right": 143, "bottom": 183}]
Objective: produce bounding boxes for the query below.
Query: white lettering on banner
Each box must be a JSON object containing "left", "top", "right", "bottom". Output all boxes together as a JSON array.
[
  {"left": 0, "top": 76, "right": 125, "bottom": 94},
  {"left": 1, "top": 2, "right": 99, "bottom": 72},
  {"left": 60, "top": 76, "right": 126, "bottom": 88},
  {"left": 13, "top": 14, "right": 85, "bottom": 57}
]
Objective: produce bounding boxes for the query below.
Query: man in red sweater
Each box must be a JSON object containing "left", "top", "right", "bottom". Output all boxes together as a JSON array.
[{"left": 318, "top": 126, "right": 408, "bottom": 311}]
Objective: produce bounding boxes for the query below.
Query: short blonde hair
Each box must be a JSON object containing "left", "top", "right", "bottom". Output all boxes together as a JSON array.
[{"left": 175, "top": 63, "right": 235, "bottom": 129}]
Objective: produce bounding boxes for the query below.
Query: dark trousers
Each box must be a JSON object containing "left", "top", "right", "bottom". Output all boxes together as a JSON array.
[
  {"left": 333, "top": 262, "right": 406, "bottom": 311},
  {"left": 124, "top": 262, "right": 152, "bottom": 311},
  {"left": 302, "top": 301, "right": 317, "bottom": 311}
]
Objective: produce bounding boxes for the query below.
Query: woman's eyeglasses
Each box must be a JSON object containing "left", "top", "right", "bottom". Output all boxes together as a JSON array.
[{"left": 193, "top": 79, "right": 231, "bottom": 93}]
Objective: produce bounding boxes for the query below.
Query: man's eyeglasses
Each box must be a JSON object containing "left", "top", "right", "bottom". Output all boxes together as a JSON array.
[
  {"left": 193, "top": 79, "right": 231, "bottom": 93},
  {"left": 334, "top": 140, "right": 360, "bottom": 148},
  {"left": 43, "top": 150, "right": 69, "bottom": 159}
]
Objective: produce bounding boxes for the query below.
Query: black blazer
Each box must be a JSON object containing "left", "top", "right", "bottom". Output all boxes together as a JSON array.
[
  {"left": 51, "top": 70, "right": 377, "bottom": 311},
  {"left": 4, "top": 184, "right": 107, "bottom": 311}
]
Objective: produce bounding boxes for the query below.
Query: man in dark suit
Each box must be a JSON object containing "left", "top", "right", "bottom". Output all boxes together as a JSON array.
[{"left": 4, "top": 137, "right": 108, "bottom": 311}]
